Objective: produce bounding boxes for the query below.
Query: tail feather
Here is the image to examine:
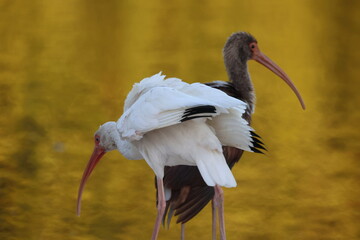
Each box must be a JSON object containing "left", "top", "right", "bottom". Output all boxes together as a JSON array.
[
  {"left": 175, "top": 186, "right": 214, "bottom": 223},
  {"left": 195, "top": 151, "right": 236, "bottom": 188}
]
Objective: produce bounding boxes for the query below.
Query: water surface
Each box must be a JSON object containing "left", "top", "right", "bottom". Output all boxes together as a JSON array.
[{"left": 0, "top": 0, "right": 359, "bottom": 239}]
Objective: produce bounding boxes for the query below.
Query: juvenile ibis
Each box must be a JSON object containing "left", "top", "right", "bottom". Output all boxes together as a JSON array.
[
  {"left": 76, "top": 73, "right": 265, "bottom": 240},
  {"left": 160, "top": 32, "right": 305, "bottom": 240}
]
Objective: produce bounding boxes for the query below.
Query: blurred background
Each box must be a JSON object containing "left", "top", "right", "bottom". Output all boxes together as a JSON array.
[{"left": 0, "top": 0, "right": 359, "bottom": 239}]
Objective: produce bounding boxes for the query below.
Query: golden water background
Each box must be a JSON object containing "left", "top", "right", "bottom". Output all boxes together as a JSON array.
[{"left": 0, "top": 1, "right": 359, "bottom": 239}]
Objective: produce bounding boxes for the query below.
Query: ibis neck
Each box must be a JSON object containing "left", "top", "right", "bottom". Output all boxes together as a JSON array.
[
  {"left": 225, "top": 60, "right": 255, "bottom": 112},
  {"left": 113, "top": 132, "right": 143, "bottom": 160},
  {"left": 99, "top": 121, "right": 142, "bottom": 160}
]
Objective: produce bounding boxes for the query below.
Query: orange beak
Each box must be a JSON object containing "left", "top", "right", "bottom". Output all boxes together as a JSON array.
[
  {"left": 252, "top": 46, "right": 306, "bottom": 110},
  {"left": 77, "top": 145, "right": 105, "bottom": 216}
]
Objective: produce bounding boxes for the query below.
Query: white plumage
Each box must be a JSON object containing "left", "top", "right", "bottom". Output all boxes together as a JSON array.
[
  {"left": 77, "top": 72, "right": 261, "bottom": 240},
  {"left": 78, "top": 31, "right": 305, "bottom": 240},
  {"left": 111, "top": 72, "right": 256, "bottom": 187}
]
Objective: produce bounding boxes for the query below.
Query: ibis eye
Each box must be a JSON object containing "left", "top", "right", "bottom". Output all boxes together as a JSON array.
[
  {"left": 95, "top": 136, "right": 100, "bottom": 143},
  {"left": 250, "top": 43, "right": 256, "bottom": 49}
]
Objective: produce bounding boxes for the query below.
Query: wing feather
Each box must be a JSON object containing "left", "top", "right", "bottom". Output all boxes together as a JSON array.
[
  {"left": 118, "top": 86, "right": 242, "bottom": 141},
  {"left": 209, "top": 107, "right": 254, "bottom": 151}
]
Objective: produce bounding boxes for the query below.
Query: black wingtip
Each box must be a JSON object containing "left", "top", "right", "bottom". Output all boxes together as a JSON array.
[
  {"left": 250, "top": 131, "right": 267, "bottom": 153},
  {"left": 250, "top": 131, "right": 261, "bottom": 139},
  {"left": 180, "top": 105, "right": 216, "bottom": 122},
  {"left": 252, "top": 135, "right": 265, "bottom": 146},
  {"left": 250, "top": 146, "right": 265, "bottom": 154},
  {"left": 252, "top": 140, "right": 267, "bottom": 151}
]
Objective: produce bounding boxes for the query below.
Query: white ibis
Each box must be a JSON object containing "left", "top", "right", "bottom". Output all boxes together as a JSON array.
[
  {"left": 76, "top": 72, "right": 265, "bottom": 240},
  {"left": 161, "top": 32, "right": 306, "bottom": 240}
]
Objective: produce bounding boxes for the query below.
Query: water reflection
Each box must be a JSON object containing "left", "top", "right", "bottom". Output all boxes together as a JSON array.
[{"left": 0, "top": 0, "right": 359, "bottom": 239}]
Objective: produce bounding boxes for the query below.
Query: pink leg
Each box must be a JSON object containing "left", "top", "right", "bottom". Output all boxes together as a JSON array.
[
  {"left": 214, "top": 185, "right": 226, "bottom": 240},
  {"left": 180, "top": 223, "right": 185, "bottom": 240},
  {"left": 151, "top": 177, "right": 166, "bottom": 240},
  {"left": 212, "top": 200, "right": 217, "bottom": 240}
]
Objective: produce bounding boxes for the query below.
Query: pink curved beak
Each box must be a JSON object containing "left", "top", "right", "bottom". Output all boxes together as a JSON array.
[
  {"left": 77, "top": 145, "right": 105, "bottom": 216},
  {"left": 252, "top": 47, "right": 306, "bottom": 110}
]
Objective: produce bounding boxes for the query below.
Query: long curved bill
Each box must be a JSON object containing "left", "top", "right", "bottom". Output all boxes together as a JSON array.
[
  {"left": 77, "top": 146, "right": 105, "bottom": 216},
  {"left": 252, "top": 48, "right": 306, "bottom": 110}
]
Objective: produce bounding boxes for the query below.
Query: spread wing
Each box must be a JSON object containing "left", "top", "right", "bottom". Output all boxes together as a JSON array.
[{"left": 117, "top": 85, "right": 246, "bottom": 141}]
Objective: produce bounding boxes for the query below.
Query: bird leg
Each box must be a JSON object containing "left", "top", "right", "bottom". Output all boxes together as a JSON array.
[
  {"left": 152, "top": 177, "right": 166, "bottom": 240},
  {"left": 180, "top": 223, "right": 185, "bottom": 240},
  {"left": 214, "top": 185, "right": 226, "bottom": 240},
  {"left": 212, "top": 199, "right": 217, "bottom": 240}
]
